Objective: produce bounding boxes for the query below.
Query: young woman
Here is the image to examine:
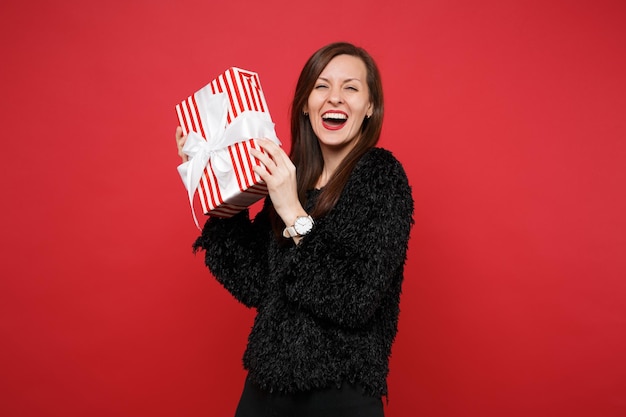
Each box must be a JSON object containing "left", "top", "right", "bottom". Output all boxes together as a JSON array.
[{"left": 176, "top": 42, "right": 414, "bottom": 417}]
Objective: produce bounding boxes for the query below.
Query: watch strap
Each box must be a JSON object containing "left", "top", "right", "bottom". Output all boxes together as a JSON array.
[{"left": 282, "top": 226, "right": 298, "bottom": 238}]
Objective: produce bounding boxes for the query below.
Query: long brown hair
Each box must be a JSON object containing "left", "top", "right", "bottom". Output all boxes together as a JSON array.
[{"left": 271, "top": 42, "right": 385, "bottom": 236}]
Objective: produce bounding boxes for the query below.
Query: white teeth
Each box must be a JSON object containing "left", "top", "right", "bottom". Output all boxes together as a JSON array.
[{"left": 322, "top": 113, "right": 347, "bottom": 120}]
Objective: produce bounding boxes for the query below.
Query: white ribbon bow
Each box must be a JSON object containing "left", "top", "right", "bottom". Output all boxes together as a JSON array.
[{"left": 177, "top": 92, "right": 280, "bottom": 228}]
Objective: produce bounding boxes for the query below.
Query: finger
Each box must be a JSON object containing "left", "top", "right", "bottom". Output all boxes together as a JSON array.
[
  {"left": 255, "top": 139, "right": 291, "bottom": 168},
  {"left": 251, "top": 161, "right": 270, "bottom": 181},
  {"left": 175, "top": 127, "right": 189, "bottom": 162},
  {"left": 250, "top": 148, "right": 276, "bottom": 174},
  {"left": 176, "top": 128, "right": 185, "bottom": 147},
  {"left": 255, "top": 138, "right": 282, "bottom": 156},
  {"left": 176, "top": 127, "right": 186, "bottom": 150}
]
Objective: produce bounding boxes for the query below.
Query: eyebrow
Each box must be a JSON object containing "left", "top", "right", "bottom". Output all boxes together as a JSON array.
[{"left": 317, "top": 77, "right": 363, "bottom": 83}]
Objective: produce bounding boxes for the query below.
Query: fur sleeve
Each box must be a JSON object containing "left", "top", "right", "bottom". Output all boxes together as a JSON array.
[
  {"left": 192, "top": 201, "right": 272, "bottom": 308},
  {"left": 283, "top": 149, "right": 414, "bottom": 328}
]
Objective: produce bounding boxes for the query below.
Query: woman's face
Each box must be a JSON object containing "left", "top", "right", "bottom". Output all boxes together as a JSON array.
[{"left": 304, "top": 54, "right": 373, "bottom": 153}]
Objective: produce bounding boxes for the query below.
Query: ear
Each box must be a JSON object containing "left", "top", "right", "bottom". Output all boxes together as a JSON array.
[
  {"left": 366, "top": 102, "right": 374, "bottom": 118},
  {"left": 302, "top": 104, "right": 309, "bottom": 115}
]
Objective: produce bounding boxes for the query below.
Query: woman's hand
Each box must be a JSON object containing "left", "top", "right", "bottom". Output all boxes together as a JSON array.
[
  {"left": 250, "top": 139, "right": 308, "bottom": 231},
  {"left": 175, "top": 126, "right": 188, "bottom": 162}
]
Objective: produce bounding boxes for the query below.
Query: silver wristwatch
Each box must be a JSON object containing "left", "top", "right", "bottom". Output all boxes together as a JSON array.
[{"left": 282, "top": 215, "right": 315, "bottom": 238}]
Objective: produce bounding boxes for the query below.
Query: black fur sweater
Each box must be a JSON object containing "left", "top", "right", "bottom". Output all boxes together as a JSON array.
[{"left": 193, "top": 147, "right": 414, "bottom": 397}]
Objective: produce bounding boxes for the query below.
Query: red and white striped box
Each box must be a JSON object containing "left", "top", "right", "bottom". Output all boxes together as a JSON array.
[{"left": 175, "top": 68, "right": 277, "bottom": 219}]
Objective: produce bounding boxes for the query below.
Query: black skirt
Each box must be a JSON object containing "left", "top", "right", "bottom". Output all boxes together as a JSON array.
[{"left": 234, "top": 376, "right": 385, "bottom": 417}]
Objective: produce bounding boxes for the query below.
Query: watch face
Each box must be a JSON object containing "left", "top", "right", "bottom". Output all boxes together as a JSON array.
[{"left": 294, "top": 216, "right": 313, "bottom": 235}]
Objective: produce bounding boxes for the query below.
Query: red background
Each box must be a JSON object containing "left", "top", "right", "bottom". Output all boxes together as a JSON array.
[{"left": 1, "top": 1, "right": 625, "bottom": 416}]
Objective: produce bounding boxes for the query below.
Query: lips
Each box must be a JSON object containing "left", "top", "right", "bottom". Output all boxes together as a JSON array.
[{"left": 321, "top": 110, "right": 348, "bottom": 130}]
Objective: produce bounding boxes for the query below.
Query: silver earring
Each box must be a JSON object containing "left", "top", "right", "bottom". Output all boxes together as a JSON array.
[{"left": 303, "top": 112, "right": 308, "bottom": 116}]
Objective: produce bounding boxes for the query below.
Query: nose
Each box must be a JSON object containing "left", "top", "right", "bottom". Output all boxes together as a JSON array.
[{"left": 328, "top": 85, "right": 343, "bottom": 105}]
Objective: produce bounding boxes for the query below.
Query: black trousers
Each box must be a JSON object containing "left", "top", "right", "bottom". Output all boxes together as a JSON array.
[{"left": 234, "top": 376, "right": 385, "bottom": 417}]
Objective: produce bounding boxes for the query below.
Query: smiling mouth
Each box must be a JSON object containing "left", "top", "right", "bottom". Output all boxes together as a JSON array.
[{"left": 321, "top": 111, "right": 348, "bottom": 130}]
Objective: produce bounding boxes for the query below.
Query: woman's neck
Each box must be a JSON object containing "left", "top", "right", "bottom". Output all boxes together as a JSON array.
[{"left": 316, "top": 146, "right": 350, "bottom": 189}]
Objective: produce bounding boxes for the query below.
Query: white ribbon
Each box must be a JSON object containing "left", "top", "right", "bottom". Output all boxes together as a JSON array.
[{"left": 177, "top": 92, "right": 280, "bottom": 229}]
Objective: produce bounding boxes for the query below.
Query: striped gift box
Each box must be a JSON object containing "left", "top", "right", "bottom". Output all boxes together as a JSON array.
[{"left": 176, "top": 68, "right": 273, "bottom": 218}]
